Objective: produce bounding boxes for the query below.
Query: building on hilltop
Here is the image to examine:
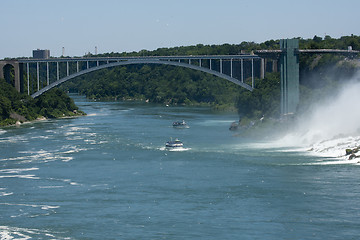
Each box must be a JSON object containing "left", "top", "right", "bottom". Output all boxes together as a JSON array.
[{"left": 33, "top": 49, "right": 50, "bottom": 59}]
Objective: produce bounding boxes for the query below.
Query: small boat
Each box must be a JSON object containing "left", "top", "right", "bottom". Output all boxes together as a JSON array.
[
  {"left": 172, "top": 120, "right": 188, "bottom": 128},
  {"left": 165, "top": 138, "right": 184, "bottom": 148}
]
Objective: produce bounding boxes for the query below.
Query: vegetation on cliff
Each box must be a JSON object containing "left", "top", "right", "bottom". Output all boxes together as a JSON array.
[
  {"left": 62, "top": 64, "right": 244, "bottom": 108},
  {"left": 0, "top": 78, "right": 84, "bottom": 126}
]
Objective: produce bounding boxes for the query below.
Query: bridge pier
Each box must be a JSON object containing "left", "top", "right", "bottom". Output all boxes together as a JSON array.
[
  {"left": 259, "top": 58, "right": 278, "bottom": 79},
  {"left": 272, "top": 60, "right": 278, "bottom": 72},
  {"left": 0, "top": 60, "right": 24, "bottom": 93},
  {"left": 260, "top": 58, "right": 265, "bottom": 79}
]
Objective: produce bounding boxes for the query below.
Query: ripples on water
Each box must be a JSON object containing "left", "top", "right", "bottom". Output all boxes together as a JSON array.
[{"left": 1, "top": 97, "right": 360, "bottom": 239}]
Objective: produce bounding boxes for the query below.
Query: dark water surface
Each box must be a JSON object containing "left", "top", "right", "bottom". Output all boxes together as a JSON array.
[{"left": 1, "top": 96, "right": 360, "bottom": 239}]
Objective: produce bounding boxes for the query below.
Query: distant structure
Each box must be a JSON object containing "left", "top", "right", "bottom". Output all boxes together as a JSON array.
[{"left": 33, "top": 49, "right": 50, "bottom": 59}]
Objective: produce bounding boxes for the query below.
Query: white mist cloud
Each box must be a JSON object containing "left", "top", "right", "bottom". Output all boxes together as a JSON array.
[{"left": 280, "top": 72, "right": 360, "bottom": 147}]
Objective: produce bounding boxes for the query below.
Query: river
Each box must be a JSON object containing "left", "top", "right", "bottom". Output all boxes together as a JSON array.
[{"left": 1, "top": 95, "right": 360, "bottom": 239}]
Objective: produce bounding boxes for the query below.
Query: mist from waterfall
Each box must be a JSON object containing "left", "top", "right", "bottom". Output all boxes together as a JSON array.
[{"left": 276, "top": 72, "right": 360, "bottom": 158}]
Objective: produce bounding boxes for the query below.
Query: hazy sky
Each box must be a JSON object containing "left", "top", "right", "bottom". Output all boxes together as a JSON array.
[{"left": 1, "top": 0, "right": 359, "bottom": 59}]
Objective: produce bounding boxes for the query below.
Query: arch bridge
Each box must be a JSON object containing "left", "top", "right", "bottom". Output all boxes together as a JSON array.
[{"left": 13, "top": 55, "right": 261, "bottom": 98}]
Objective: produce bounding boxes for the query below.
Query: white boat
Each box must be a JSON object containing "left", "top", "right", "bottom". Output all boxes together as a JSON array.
[
  {"left": 165, "top": 138, "right": 184, "bottom": 148},
  {"left": 172, "top": 120, "right": 188, "bottom": 128}
]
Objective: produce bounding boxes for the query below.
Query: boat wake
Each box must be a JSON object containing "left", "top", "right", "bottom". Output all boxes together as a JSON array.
[
  {"left": 0, "top": 225, "right": 67, "bottom": 240},
  {"left": 159, "top": 147, "right": 191, "bottom": 152}
]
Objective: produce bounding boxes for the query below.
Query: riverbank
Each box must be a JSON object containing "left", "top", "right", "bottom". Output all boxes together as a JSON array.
[{"left": 6, "top": 111, "right": 86, "bottom": 128}]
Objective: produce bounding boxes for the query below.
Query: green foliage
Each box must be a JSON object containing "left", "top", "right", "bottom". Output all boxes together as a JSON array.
[
  {"left": 61, "top": 64, "right": 243, "bottom": 107},
  {"left": 299, "top": 34, "right": 360, "bottom": 50},
  {"left": 0, "top": 95, "right": 12, "bottom": 120},
  {"left": 30, "top": 88, "right": 82, "bottom": 118},
  {"left": 0, "top": 78, "right": 84, "bottom": 126},
  {"left": 0, "top": 78, "right": 28, "bottom": 123},
  {"left": 236, "top": 73, "right": 280, "bottom": 119}
]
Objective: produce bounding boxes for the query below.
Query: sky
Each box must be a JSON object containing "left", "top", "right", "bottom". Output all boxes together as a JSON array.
[{"left": 1, "top": 0, "right": 360, "bottom": 59}]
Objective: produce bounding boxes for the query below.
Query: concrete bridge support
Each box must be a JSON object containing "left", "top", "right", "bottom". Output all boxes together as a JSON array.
[
  {"left": 260, "top": 59, "right": 278, "bottom": 79},
  {"left": 260, "top": 58, "right": 265, "bottom": 79},
  {"left": 272, "top": 60, "right": 278, "bottom": 72},
  {"left": 280, "top": 39, "right": 299, "bottom": 115},
  {"left": 0, "top": 60, "right": 24, "bottom": 93}
]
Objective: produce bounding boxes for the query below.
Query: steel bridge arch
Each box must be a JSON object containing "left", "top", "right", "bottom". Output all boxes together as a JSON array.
[{"left": 30, "top": 59, "right": 254, "bottom": 98}]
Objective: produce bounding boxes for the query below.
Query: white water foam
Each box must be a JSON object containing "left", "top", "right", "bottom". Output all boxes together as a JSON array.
[
  {"left": 0, "top": 226, "right": 66, "bottom": 240},
  {"left": 30, "top": 135, "right": 50, "bottom": 140},
  {"left": 0, "top": 168, "right": 40, "bottom": 180},
  {"left": 1, "top": 145, "right": 89, "bottom": 164},
  {"left": 159, "top": 147, "right": 191, "bottom": 151},
  {"left": 0, "top": 202, "right": 60, "bottom": 210},
  {"left": 274, "top": 75, "right": 360, "bottom": 162},
  {"left": 0, "top": 175, "right": 40, "bottom": 179},
  {"left": 0, "top": 203, "right": 60, "bottom": 218},
  {"left": 46, "top": 177, "right": 81, "bottom": 186},
  {"left": 0, "top": 135, "right": 28, "bottom": 144},
  {"left": 84, "top": 139, "right": 97, "bottom": 144},
  {"left": 198, "top": 119, "right": 234, "bottom": 127},
  {"left": 38, "top": 185, "right": 64, "bottom": 189},
  {"left": 0, "top": 168, "right": 38, "bottom": 174},
  {"left": 64, "top": 126, "right": 90, "bottom": 136},
  {"left": 0, "top": 192, "right": 13, "bottom": 197}
]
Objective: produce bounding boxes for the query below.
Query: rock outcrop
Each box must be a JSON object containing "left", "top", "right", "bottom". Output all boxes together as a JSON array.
[{"left": 345, "top": 147, "right": 360, "bottom": 160}]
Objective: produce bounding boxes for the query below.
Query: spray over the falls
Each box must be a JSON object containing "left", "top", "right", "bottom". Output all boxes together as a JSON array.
[{"left": 276, "top": 73, "right": 360, "bottom": 158}]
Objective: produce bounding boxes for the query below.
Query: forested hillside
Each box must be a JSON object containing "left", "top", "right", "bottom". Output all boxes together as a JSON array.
[
  {"left": 62, "top": 64, "right": 244, "bottom": 108},
  {"left": 0, "top": 78, "right": 84, "bottom": 126}
]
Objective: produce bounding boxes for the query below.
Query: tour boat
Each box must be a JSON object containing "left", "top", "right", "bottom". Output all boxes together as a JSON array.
[
  {"left": 165, "top": 138, "right": 184, "bottom": 148},
  {"left": 172, "top": 120, "right": 188, "bottom": 128}
]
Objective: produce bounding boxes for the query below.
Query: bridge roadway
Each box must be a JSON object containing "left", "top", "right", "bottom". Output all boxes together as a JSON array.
[
  {"left": 19, "top": 55, "right": 259, "bottom": 63},
  {"left": 17, "top": 55, "right": 261, "bottom": 98}
]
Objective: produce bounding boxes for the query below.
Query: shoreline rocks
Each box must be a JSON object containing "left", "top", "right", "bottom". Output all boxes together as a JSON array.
[{"left": 345, "top": 147, "right": 360, "bottom": 160}]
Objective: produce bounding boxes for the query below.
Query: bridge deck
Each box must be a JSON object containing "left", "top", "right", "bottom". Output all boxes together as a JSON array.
[{"left": 18, "top": 55, "right": 260, "bottom": 63}]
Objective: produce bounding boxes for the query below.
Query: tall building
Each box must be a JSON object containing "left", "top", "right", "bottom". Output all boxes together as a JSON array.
[{"left": 33, "top": 49, "right": 50, "bottom": 59}]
